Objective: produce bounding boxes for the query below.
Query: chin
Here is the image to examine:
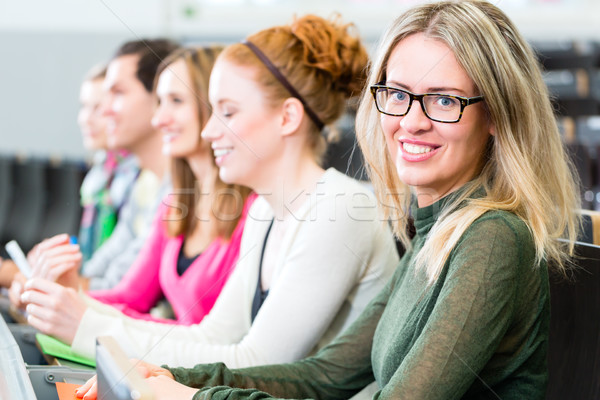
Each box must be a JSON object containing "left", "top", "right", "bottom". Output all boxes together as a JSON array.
[{"left": 218, "top": 168, "right": 241, "bottom": 186}]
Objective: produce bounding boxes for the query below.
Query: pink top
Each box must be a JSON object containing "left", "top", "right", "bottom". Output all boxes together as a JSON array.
[{"left": 90, "top": 194, "right": 255, "bottom": 325}]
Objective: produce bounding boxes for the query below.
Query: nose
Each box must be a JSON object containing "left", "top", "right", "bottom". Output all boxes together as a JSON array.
[
  {"left": 100, "top": 94, "right": 114, "bottom": 117},
  {"left": 200, "top": 114, "right": 222, "bottom": 142},
  {"left": 151, "top": 104, "right": 172, "bottom": 130},
  {"left": 399, "top": 99, "right": 432, "bottom": 134}
]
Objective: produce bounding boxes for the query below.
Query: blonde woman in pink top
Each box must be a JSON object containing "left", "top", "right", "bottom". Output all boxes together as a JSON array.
[{"left": 20, "top": 46, "right": 253, "bottom": 341}]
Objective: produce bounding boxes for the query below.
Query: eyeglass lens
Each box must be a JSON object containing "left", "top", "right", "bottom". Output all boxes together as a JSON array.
[{"left": 375, "top": 87, "right": 462, "bottom": 122}]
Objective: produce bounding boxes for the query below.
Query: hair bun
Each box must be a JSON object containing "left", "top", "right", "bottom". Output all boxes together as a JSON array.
[{"left": 289, "top": 14, "right": 368, "bottom": 98}]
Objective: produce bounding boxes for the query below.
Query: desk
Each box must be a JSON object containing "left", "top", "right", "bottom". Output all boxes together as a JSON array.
[
  {"left": 0, "top": 315, "right": 37, "bottom": 399},
  {"left": 1, "top": 303, "right": 95, "bottom": 400}
]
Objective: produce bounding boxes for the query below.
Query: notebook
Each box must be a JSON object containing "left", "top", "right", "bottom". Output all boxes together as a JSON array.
[{"left": 36, "top": 333, "right": 96, "bottom": 367}]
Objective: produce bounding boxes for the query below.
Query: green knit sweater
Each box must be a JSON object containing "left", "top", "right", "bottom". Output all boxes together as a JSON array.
[{"left": 167, "top": 190, "right": 549, "bottom": 400}]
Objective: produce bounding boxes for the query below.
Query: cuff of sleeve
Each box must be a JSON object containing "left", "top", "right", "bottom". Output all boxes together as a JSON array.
[
  {"left": 70, "top": 307, "right": 110, "bottom": 360},
  {"left": 72, "top": 294, "right": 136, "bottom": 359},
  {"left": 163, "top": 363, "right": 226, "bottom": 388}
]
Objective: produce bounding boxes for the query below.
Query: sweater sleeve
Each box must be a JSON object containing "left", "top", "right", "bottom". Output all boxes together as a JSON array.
[
  {"left": 168, "top": 277, "right": 395, "bottom": 400},
  {"left": 89, "top": 204, "right": 168, "bottom": 316},
  {"left": 71, "top": 253, "right": 251, "bottom": 362}
]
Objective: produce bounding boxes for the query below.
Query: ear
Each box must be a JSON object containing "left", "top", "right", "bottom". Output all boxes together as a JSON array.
[
  {"left": 489, "top": 121, "right": 496, "bottom": 136},
  {"left": 280, "top": 97, "right": 305, "bottom": 137}
]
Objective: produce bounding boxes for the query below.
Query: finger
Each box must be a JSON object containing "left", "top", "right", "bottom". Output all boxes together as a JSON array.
[
  {"left": 46, "top": 262, "right": 80, "bottom": 282},
  {"left": 26, "top": 313, "right": 56, "bottom": 335},
  {"left": 38, "top": 255, "right": 81, "bottom": 281},
  {"left": 33, "top": 243, "right": 79, "bottom": 275},
  {"left": 25, "top": 302, "right": 56, "bottom": 322},
  {"left": 21, "top": 287, "right": 56, "bottom": 308},
  {"left": 37, "top": 251, "right": 82, "bottom": 279},
  {"left": 37, "top": 234, "right": 71, "bottom": 252},
  {"left": 8, "top": 281, "right": 23, "bottom": 307},
  {"left": 27, "top": 245, "right": 40, "bottom": 266},
  {"left": 36, "top": 246, "right": 80, "bottom": 273},
  {"left": 43, "top": 244, "right": 81, "bottom": 259},
  {"left": 81, "top": 379, "right": 98, "bottom": 400},
  {"left": 23, "top": 278, "right": 65, "bottom": 296},
  {"left": 76, "top": 375, "right": 97, "bottom": 398},
  {"left": 137, "top": 365, "right": 151, "bottom": 378}
]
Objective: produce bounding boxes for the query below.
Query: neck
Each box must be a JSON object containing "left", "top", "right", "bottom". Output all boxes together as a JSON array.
[
  {"left": 185, "top": 149, "right": 220, "bottom": 221},
  {"left": 131, "top": 129, "right": 165, "bottom": 178},
  {"left": 257, "top": 147, "right": 325, "bottom": 221},
  {"left": 186, "top": 150, "right": 214, "bottom": 186}
]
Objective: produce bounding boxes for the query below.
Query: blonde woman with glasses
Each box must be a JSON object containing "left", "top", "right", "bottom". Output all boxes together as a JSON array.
[{"left": 77, "top": 1, "right": 580, "bottom": 399}]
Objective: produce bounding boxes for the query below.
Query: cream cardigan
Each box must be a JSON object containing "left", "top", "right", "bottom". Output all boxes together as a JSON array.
[{"left": 71, "top": 169, "right": 398, "bottom": 368}]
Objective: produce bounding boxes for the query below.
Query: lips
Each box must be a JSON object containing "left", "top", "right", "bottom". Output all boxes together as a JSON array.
[
  {"left": 213, "top": 148, "right": 232, "bottom": 157},
  {"left": 162, "top": 133, "right": 179, "bottom": 143},
  {"left": 399, "top": 139, "right": 440, "bottom": 162},
  {"left": 106, "top": 120, "right": 117, "bottom": 135},
  {"left": 212, "top": 147, "right": 233, "bottom": 166}
]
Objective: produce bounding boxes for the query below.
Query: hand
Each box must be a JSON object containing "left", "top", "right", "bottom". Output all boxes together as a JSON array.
[
  {"left": 145, "top": 375, "right": 200, "bottom": 400},
  {"left": 28, "top": 233, "right": 71, "bottom": 269},
  {"left": 131, "top": 359, "right": 175, "bottom": 380},
  {"left": 0, "top": 259, "right": 19, "bottom": 288},
  {"left": 30, "top": 234, "right": 82, "bottom": 288},
  {"left": 75, "top": 374, "right": 97, "bottom": 399},
  {"left": 8, "top": 272, "right": 27, "bottom": 310},
  {"left": 76, "top": 359, "right": 180, "bottom": 400},
  {"left": 20, "top": 278, "right": 87, "bottom": 344}
]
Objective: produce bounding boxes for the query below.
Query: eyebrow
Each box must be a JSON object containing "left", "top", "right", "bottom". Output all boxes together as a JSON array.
[
  {"left": 386, "top": 80, "right": 468, "bottom": 96},
  {"left": 215, "top": 98, "right": 238, "bottom": 107}
]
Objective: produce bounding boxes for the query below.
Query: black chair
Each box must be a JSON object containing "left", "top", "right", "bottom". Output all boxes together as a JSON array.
[
  {"left": 0, "top": 154, "right": 14, "bottom": 256},
  {"left": 1, "top": 157, "right": 48, "bottom": 253},
  {"left": 591, "top": 69, "right": 600, "bottom": 102},
  {"left": 575, "top": 117, "right": 600, "bottom": 210},
  {"left": 546, "top": 241, "right": 600, "bottom": 399},
  {"left": 576, "top": 116, "right": 600, "bottom": 147},
  {"left": 566, "top": 143, "right": 595, "bottom": 210},
  {"left": 38, "top": 159, "right": 86, "bottom": 241},
  {"left": 323, "top": 113, "right": 369, "bottom": 181}
]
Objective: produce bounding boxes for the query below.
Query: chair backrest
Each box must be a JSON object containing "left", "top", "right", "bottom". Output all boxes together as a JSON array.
[
  {"left": 566, "top": 146, "right": 595, "bottom": 209},
  {"left": 322, "top": 112, "right": 369, "bottom": 181},
  {"left": 39, "top": 159, "right": 86, "bottom": 240},
  {"left": 0, "top": 154, "right": 14, "bottom": 249},
  {"left": 546, "top": 241, "right": 600, "bottom": 399},
  {"left": 1, "top": 157, "right": 47, "bottom": 252}
]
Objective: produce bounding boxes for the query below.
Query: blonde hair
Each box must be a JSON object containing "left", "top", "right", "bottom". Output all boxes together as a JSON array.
[
  {"left": 220, "top": 14, "right": 369, "bottom": 163},
  {"left": 155, "top": 46, "right": 252, "bottom": 239},
  {"left": 356, "top": 0, "right": 581, "bottom": 283}
]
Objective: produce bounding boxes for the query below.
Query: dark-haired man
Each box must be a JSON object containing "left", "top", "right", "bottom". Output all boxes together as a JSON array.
[{"left": 6, "top": 39, "right": 179, "bottom": 307}]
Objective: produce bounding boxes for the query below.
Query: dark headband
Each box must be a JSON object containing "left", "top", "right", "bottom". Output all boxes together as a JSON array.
[{"left": 242, "top": 40, "right": 325, "bottom": 131}]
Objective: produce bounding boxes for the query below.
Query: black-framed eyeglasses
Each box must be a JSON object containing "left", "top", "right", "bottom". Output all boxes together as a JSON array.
[{"left": 370, "top": 83, "right": 484, "bottom": 123}]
